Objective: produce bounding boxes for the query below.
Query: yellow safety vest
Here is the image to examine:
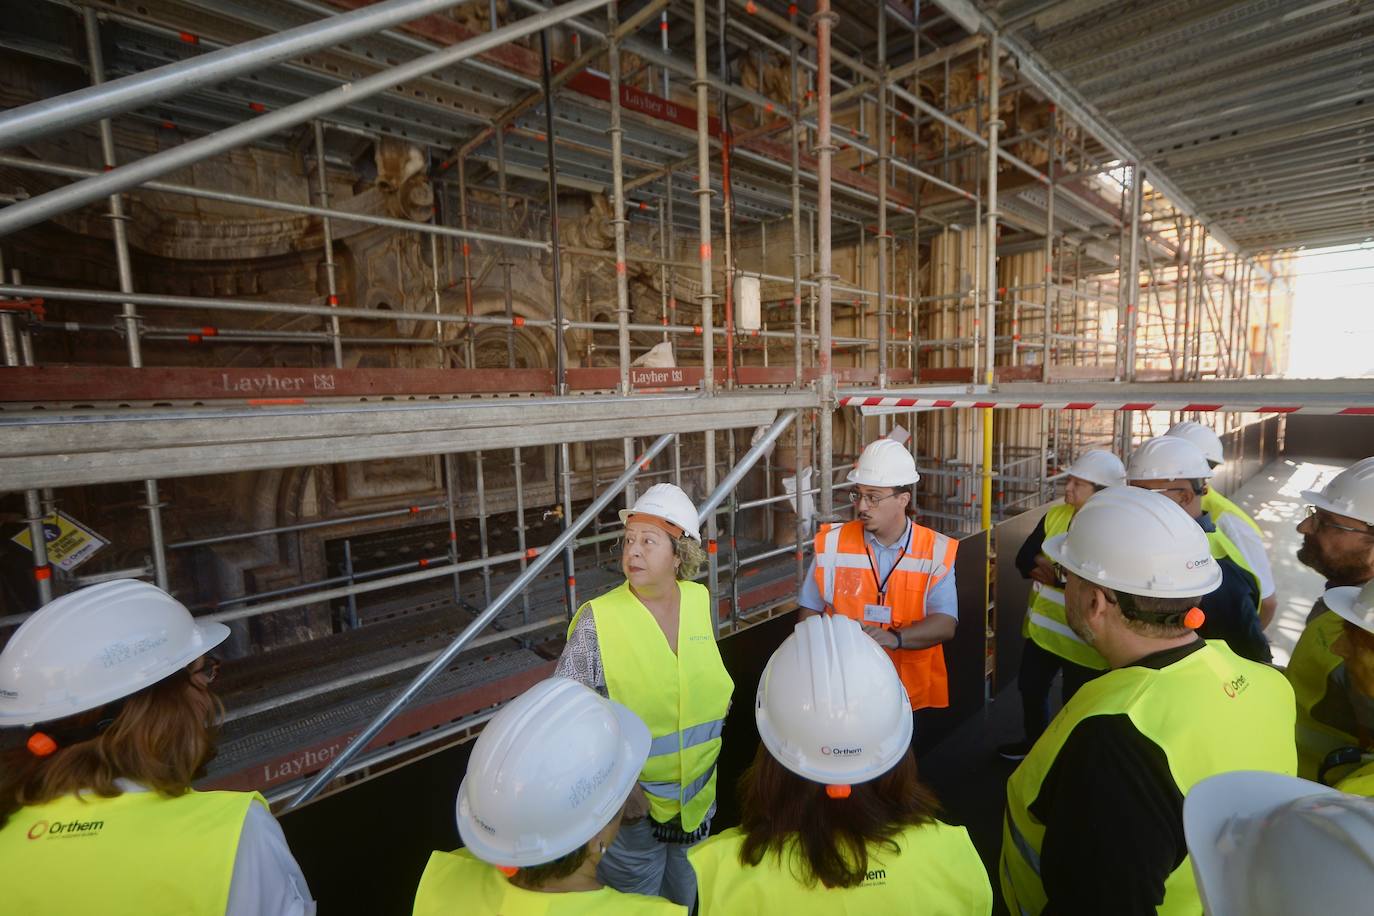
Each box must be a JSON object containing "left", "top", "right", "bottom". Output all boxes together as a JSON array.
[
  {"left": 1001, "top": 640, "right": 1296, "bottom": 916},
  {"left": 413, "top": 848, "right": 685, "bottom": 915},
  {"left": 1287, "top": 610, "right": 1360, "bottom": 780},
  {"left": 571, "top": 580, "right": 734, "bottom": 831},
  {"left": 1202, "top": 488, "right": 1262, "bottom": 535},
  {"left": 1023, "top": 503, "right": 1107, "bottom": 670},
  {"left": 1337, "top": 759, "right": 1374, "bottom": 797},
  {"left": 688, "top": 822, "right": 992, "bottom": 915},
  {"left": 0, "top": 788, "right": 264, "bottom": 915}
]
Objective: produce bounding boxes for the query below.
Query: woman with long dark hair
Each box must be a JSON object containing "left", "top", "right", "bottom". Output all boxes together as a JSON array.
[
  {"left": 0, "top": 579, "right": 314, "bottom": 915},
  {"left": 689, "top": 615, "right": 991, "bottom": 913}
]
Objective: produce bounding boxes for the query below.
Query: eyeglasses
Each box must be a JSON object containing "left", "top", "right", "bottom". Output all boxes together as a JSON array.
[
  {"left": 1304, "top": 505, "right": 1374, "bottom": 537},
  {"left": 188, "top": 655, "right": 220, "bottom": 684},
  {"left": 848, "top": 490, "right": 902, "bottom": 508},
  {"left": 1137, "top": 485, "right": 1192, "bottom": 498}
]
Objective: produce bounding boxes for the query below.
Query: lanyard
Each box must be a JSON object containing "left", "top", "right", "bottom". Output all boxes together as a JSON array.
[{"left": 864, "top": 522, "right": 911, "bottom": 604}]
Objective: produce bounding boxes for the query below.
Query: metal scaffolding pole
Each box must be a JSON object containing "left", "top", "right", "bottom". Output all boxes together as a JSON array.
[
  {"left": 815, "top": 0, "right": 836, "bottom": 522},
  {"left": 876, "top": 11, "right": 889, "bottom": 391},
  {"left": 789, "top": 2, "right": 806, "bottom": 596},
  {"left": 312, "top": 120, "right": 345, "bottom": 369},
  {"left": 693, "top": 0, "right": 720, "bottom": 612},
  {"left": 0, "top": 0, "right": 485, "bottom": 148},
  {"left": 981, "top": 35, "right": 1000, "bottom": 533},
  {"left": 82, "top": 8, "right": 168, "bottom": 591}
]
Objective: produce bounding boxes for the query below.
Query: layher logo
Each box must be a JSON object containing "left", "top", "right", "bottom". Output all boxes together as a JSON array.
[{"left": 27, "top": 817, "right": 104, "bottom": 840}]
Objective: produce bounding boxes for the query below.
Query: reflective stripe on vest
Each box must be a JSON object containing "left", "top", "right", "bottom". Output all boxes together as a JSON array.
[
  {"left": 688, "top": 822, "right": 993, "bottom": 916},
  {"left": 0, "top": 789, "right": 262, "bottom": 916},
  {"left": 413, "top": 848, "right": 685, "bottom": 915},
  {"left": 1287, "top": 609, "right": 1359, "bottom": 780},
  {"left": 1000, "top": 641, "right": 1296, "bottom": 916},
  {"left": 647, "top": 718, "right": 727, "bottom": 758},
  {"left": 812, "top": 520, "right": 958, "bottom": 711},
  {"left": 1023, "top": 505, "right": 1108, "bottom": 670},
  {"left": 1202, "top": 489, "right": 1262, "bottom": 535},
  {"left": 572, "top": 579, "right": 734, "bottom": 831}
]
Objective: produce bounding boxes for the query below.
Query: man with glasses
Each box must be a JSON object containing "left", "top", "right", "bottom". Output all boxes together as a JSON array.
[
  {"left": 798, "top": 438, "right": 959, "bottom": 716},
  {"left": 1284, "top": 457, "right": 1374, "bottom": 781},
  {"left": 1126, "top": 437, "right": 1270, "bottom": 663}
]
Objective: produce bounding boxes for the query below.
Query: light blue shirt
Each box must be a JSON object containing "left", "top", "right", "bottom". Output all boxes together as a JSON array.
[{"left": 798, "top": 520, "right": 959, "bottom": 619}]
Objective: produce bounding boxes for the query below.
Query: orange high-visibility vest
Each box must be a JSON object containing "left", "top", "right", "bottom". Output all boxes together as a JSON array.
[{"left": 812, "top": 520, "right": 958, "bottom": 710}]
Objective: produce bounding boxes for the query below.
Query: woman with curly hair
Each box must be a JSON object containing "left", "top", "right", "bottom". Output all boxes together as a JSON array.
[{"left": 555, "top": 483, "right": 734, "bottom": 909}]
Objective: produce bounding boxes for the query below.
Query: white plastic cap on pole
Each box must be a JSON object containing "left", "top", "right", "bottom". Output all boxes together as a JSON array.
[
  {"left": 0, "top": 578, "right": 230, "bottom": 727},
  {"left": 1064, "top": 449, "right": 1127, "bottom": 489},
  {"left": 848, "top": 438, "right": 920, "bottom": 488},
  {"left": 755, "top": 614, "right": 913, "bottom": 788},
  {"left": 618, "top": 482, "right": 702, "bottom": 542},
  {"left": 1323, "top": 580, "right": 1374, "bottom": 636},
  {"left": 1301, "top": 456, "right": 1374, "bottom": 527},
  {"left": 1043, "top": 486, "right": 1222, "bottom": 599},
  {"left": 1166, "top": 421, "right": 1225, "bottom": 466},
  {"left": 455, "top": 678, "right": 651, "bottom": 868},
  {"left": 1185, "top": 771, "right": 1374, "bottom": 916},
  {"left": 1125, "top": 436, "right": 1215, "bottom": 483}
]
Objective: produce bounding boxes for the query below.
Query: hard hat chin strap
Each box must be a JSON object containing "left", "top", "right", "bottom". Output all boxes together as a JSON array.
[{"left": 24, "top": 700, "right": 126, "bottom": 756}]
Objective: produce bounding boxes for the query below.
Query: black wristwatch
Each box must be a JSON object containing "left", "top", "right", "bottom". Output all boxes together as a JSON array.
[{"left": 892, "top": 628, "right": 904, "bottom": 650}]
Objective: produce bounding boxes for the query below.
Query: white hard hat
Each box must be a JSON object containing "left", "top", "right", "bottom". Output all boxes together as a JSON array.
[
  {"left": 1043, "top": 486, "right": 1222, "bottom": 599},
  {"left": 0, "top": 579, "right": 229, "bottom": 728},
  {"left": 755, "top": 614, "right": 913, "bottom": 788},
  {"left": 848, "top": 438, "right": 920, "bottom": 488},
  {"left": 1064, "top": 449, "right": 1127, "bottom": 489},
  {"left": 618, "top": 482, "right": 701, "bottom": 542},
  {"left": 1323, "top": 580, "right": 1374, "bottom": 636},
  {"left": 456, "top": 678, "right": 650, "bottom": 868},
  {"left": 1301, "top": 457, "right": 1374, "bottom": 527},
  {"left": 1185, "top": 771, "right": 1374, "bottom": 916},
  {"left": 1166, "top": 421, "right": 1225, "bottom": 466},
  {"left": 1126, "top": 436, "right": 1215, "bottom": 483}
]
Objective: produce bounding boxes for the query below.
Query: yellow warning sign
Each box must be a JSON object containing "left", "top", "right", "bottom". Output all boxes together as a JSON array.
[{"left": 11, "top": 512, "right": 108, "bottom": 572}]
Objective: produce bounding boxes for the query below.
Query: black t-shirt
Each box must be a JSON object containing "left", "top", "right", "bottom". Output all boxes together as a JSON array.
[
  {"left": 1027, "top": 639, "right": 1205, "bottom": 916},
  {"left": 1196, "top": 514, "right": 1269, "bottom": 663}
]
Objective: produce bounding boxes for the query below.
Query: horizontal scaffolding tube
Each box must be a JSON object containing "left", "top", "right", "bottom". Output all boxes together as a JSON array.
[
  {"left": 0, "top": 0, "right": 479, "bottom": 149},
  {"left": 0, "top": 0, "right": 611, "bottom": 238},
  {"left": 0, "top": 155, "right": 549, "bottom": 252},
  {"left": 286, "top": 430, "right": 675, "bottom": 809},
  {"left": 2, "top": 282, "right": 902, "bottom": 348}
]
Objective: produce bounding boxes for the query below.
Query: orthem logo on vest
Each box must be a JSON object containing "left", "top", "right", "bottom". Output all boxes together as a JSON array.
[
  {"left": 1223, "top": 675, "right": 1250, "bottom": 698},
  {"left": 820, "top": 745, "right": 863, "bottom": 757},
  {"left": 862, "top": 868, "right": 887, "bottom": 885},
  {"left": 26, "top": 818, "right": 103, "bottom": 840}
]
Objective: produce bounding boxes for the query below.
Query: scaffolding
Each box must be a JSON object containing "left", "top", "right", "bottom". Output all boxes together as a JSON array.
[{"left": 0, "top": 0, "right": 1337, "bottom": 802}]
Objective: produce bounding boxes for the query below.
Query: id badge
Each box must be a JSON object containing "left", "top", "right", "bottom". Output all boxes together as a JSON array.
[{"left": 863, "top": 603, "right": 892, "bottom": 625}]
